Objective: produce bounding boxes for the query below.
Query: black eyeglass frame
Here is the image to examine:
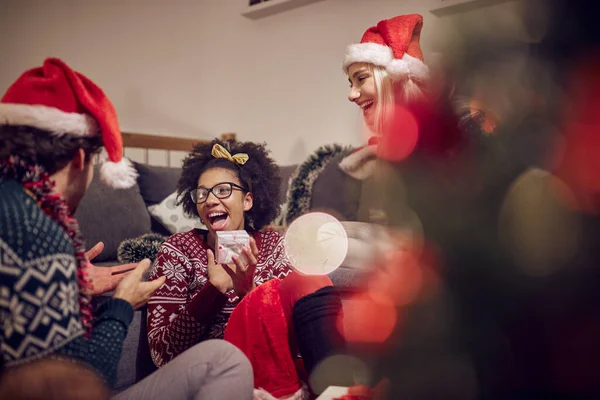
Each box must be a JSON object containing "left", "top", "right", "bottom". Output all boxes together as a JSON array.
[{"left": 189, "top": 182, "right": 247, "bottom": 204}]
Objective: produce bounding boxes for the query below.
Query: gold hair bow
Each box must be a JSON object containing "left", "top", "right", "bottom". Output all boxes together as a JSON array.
[{"left": 211, "top": 143, "right": 248, "bottom": 166}]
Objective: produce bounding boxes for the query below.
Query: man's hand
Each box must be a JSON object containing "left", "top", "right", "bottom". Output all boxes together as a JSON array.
[
  {"left": 113, "top": 259, "right": 166, "bottom": 310},
  {"left": 85, "top": 242, "right": 136, "bottom": 296}
]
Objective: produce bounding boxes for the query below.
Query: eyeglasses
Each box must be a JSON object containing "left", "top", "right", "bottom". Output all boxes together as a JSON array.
[{"left": 190, "top": 182, "right": 246, "bottom": 204}]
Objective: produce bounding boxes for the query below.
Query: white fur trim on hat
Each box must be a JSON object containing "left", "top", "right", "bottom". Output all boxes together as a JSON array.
[
  {"left": 343, "top": 44, "right": 429, "bottom": 83},
  {"left": 343, "top": 42, "right": 393, "bottom": 72},
  {"left": 0, "top": 103, "right": 99, "bottom": 137},
  {"left": 386, "top": 53, "right": 430, "bottom": 83},
  {"left": 99, "top": 157, "right": 138, "bottom": 189}
]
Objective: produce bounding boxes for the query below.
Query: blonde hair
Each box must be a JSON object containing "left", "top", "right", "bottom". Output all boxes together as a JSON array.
[
  {"left": 369, "top": 64, "right": 427, "bottom": 134},
  {"left": 371, "top": 65, "right": 394, "bottom": 135}
]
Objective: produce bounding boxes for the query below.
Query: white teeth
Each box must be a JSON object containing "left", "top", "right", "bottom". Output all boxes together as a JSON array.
[
  {"left": 359, "top": 101, "right": 373, "bottom": 110},
  {"left": 208, "top": 212, "right": 226, "bottom": 218}
]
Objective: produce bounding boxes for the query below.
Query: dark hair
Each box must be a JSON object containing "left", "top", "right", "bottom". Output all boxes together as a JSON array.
[
  {"left": 176, "top": 139, "right": 281, "bottom": 231},
  {"left": 0, "top": 125, "right": 103, "bottom": 174}
]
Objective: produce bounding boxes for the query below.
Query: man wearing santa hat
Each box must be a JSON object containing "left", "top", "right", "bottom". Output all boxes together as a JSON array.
[{"left": 0, "top": 58, "right": 253, "bottom": 399}]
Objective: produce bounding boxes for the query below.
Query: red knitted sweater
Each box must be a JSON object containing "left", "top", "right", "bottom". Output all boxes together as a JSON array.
[{"left": 147, "top": 229, "right": 292, "bottom": 367}]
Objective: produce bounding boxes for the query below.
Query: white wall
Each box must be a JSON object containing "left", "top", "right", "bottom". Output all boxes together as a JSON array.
[{"left": 0, "top": 0, "right": 519, "bottom": 166}]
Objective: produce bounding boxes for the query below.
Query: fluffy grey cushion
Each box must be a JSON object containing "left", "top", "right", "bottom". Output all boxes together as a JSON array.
[
  {"left": 75, "top": 166, "right": 151, "bottom": 262},
  {"left": 117, "top": 233, "right": 167, "bottom": 264}
]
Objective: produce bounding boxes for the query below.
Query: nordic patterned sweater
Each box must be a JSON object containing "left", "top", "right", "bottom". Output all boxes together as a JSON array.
[
  {"left": 147, "top": 228, "right": 293, "bottom": 367},
  {"left": 0, "top": 180, "right": 133, "bottom": 386}
]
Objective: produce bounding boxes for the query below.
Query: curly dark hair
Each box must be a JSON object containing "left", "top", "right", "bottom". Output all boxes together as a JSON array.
[
  {"left": 0, "top": 125, "right": 103, "bottom": 174},
  {"left": 176, "top": 138, "right": 281, "bottom": 232}
]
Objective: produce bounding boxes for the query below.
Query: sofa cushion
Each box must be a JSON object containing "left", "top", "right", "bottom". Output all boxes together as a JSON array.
[
  {"left": 134, "top": 162, "right": 188, "bottom": 237},
  {"left": 134, "top": 162, "right": 181, "bottom": 206},
  {"left": 75, "top": 166, "right": 151, "bottom": 262},
  {"left": 147, "top": 191, "right": 206, "bottom": 234}
]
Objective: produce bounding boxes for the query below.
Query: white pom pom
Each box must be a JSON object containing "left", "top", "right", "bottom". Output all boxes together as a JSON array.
[{"left": 99, "top": 157, "right": 138, "bottom": 189}]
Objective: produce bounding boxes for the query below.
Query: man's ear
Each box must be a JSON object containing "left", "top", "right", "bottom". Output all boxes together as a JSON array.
[
  {"left": 243, "top": 192, "right": 254, "bottom": 212},
  {"left": 71, "top": 148, "right": 86, "bottom": 172}
]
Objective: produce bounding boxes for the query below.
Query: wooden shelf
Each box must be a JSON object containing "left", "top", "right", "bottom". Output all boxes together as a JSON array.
[
  {"left": 121, "top": 132, "right": 236, "bottom": 152},
  {"left": 242, "top": 0, "right": 326, "bottom": 20}
]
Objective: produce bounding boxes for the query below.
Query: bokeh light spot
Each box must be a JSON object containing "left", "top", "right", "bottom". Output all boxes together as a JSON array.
[
  {"left": 337, "top": 292, "right": 397, "bottom": 344},
  {"left": 498, "top": 168, "right": 581, "bottom": 276},
  {"left": 368, "top": 249, "right": 424, "bottom": 307},
  {"left": 377, "top": 106, "right": 419, "bottom": 162},
  {"left": 309, "top": 355, "right": 372, "bottom": 396},
  {"left": 284, "top": 212, "right": 348, "bottom": 275}
]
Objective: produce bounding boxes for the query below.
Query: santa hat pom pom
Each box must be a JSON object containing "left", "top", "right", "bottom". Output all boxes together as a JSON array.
[{"left": 100, "top": 157, "right": 138, "bottom": 189}]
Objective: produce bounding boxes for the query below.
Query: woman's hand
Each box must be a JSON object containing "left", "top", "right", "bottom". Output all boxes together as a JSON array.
[
  {"left": 229, "top": 237, "right": 259, "bottom": 296},
  {"left": 208, "top": 237, "right": 259, "bottom": 297},
  {"left": 207, "top": 249, "right": 233, "bottom": 294}
]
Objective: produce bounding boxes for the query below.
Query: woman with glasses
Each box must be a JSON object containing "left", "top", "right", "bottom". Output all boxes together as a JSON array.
[{"left": 146, "top": 139, "right": 345, "bottom": 399}]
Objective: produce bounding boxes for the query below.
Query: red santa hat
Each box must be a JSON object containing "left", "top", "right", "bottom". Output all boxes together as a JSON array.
[
  {"left": 224, "top": 280, "right": 309, "bottom": 400},
  {"left": 343, "top": 14, "right": 429, "bottom": 83},
  {"left": 0, "top": 58, "right": 137, "bottom": 189}
]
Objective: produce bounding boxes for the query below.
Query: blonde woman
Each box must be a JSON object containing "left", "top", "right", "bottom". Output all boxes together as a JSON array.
[
  {"left": 335, "top": 15, "right": 477, "bottom": 400},
  {"left": 345, "top": 14, "right": 429, "bottom": 132},
  {"left": 339, "top": 14, "right": 467, "bottom": 182}
]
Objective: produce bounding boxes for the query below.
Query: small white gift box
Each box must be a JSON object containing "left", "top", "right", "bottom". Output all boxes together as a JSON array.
[{"left": 215, "top": 230, "right": 250, "bottom": 264}]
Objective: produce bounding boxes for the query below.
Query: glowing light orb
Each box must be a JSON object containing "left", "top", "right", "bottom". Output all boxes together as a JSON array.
[{"left": 284, "top": 212, "right": 348, "bottom": 275}]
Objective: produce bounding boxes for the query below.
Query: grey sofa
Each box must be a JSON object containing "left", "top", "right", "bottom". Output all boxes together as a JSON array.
[{"left": 75, "top": 157, "right": 372, "bottom": 392}]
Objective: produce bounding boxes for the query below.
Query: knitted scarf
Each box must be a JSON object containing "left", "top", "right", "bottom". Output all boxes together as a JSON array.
[{"left": 0, "top": 155, "right": 93, "bottom": 335}]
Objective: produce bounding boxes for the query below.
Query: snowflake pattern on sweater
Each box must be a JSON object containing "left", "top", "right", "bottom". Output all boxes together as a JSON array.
[
  {"left": 147, "top": 229, "right": 292, "bottom": 367},
  {"left": 0, "top": 180, "right": 133, "bottom": 387}
]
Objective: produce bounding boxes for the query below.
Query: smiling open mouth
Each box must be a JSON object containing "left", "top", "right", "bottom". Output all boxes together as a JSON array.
[
  {"left": 208, "top": 211, "right": 229, "bottom": 230},
  {"left": 360, "top": 100, "right": 374, "bottom": 112}
]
